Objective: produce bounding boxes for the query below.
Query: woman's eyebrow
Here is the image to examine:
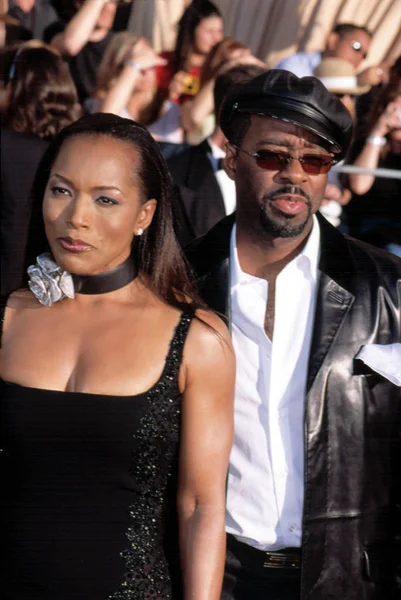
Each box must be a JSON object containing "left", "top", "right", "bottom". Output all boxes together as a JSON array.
[{"left": 51, "top": 174, "right": 122, "bottom": 194}]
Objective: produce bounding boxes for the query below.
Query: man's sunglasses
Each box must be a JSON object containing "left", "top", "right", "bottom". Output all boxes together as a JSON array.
[
  {"left": 350, "top": 40, "right": 368, "bottom": 60},
  {"left": 232, "top": 145, "right": 336, "bottom": 175}
]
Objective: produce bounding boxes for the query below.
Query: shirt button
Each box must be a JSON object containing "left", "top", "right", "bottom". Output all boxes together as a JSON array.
[{"left": 289, "top": 524, "right": 297, "bottom": 532}]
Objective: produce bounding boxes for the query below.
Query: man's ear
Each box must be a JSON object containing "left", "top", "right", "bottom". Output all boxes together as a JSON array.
[{"left": 224, "top": 143, "right": 238, "bottom": 181}]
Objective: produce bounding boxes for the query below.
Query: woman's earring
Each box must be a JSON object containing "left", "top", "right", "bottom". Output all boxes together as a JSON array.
[{"left": 136, "top": 228, "right": 143, "bottom": 236}]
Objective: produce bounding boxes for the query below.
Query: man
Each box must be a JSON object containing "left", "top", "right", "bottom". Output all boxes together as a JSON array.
[
  {"left": 276, "top": 22, "right": 373, "bottom": 78},
  {"left": 186, "top": 69, "right": 401, "bottom": 599},
  {"left": 168, "top": 64, "right": 265, "bottom": 246}
]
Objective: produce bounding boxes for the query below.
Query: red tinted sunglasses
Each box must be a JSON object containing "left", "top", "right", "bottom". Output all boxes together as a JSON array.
[{"left": 233, "top": 145, "right": 336, "bottom": 175}]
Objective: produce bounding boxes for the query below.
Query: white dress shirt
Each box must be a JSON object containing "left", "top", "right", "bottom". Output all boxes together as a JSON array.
[
  {"left": 207, "top": 138, "right": 236, "bottom": 216},
  {"left": 226, "top": 217, "right": 321, "bottom": 550}
]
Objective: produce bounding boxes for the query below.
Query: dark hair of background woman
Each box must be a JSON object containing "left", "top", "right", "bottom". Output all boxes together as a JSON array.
[
  {"left": 173, "top": 0, "right": 221, "bottom": 72},
  {"left": 363, "top": 54, "right": 401, "bottom": 145},
  {"left": 2, "top": 44, "right": 81, "bottom": 140},
  {"left": 30, "top": 113, "right": 201, "bottom": 312},
  {"left": 200, "top": 37, "right": 249, "bottom": 86}
]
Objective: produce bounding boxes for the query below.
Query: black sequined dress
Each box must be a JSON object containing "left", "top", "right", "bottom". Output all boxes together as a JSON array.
[{"left": 0, "top": 303, "right": 192, "bottom": 600}]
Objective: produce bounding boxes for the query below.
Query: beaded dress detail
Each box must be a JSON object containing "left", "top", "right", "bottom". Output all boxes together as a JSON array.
[
  {"left": 0, "top": 305, "right": 193, "bottom": 600},
  {"left": 110, "top": 313, "right": 192, "bottom": 599}
]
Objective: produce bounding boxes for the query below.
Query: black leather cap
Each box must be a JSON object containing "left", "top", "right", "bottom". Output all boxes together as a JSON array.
[{"left": 219, "top": 69, "right": 354, "bottom": 160}]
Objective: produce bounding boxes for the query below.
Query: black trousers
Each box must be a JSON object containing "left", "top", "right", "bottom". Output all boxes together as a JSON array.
[{"left": 221, "top": 534, "right": 301, "bottom": 600}]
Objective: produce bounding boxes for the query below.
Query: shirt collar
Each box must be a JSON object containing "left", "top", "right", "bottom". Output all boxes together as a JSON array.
[
  {"left": 207, "top": 136, "right": 226, "bottom": 159},
  {"left": 230, "top": 215, "right": 321, "bottom": 291}
]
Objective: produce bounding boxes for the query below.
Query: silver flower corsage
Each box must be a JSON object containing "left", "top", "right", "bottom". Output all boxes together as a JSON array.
[{"left": 27, "top": 253, "right": 75, "bottom": 307}]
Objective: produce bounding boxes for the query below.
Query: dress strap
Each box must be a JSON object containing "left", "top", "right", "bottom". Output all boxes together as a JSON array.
[
  {"left": 0, "top": 294, "right": 10, "bottom": 348},
  {"left": 163, "top": 311, "right": 194, "bottom": 383}
]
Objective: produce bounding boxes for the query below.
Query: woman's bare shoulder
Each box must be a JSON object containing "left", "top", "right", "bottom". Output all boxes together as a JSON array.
[
  {"left": 185, "top": 308, "right": 233, "bottom": 359},
  {"left": 4, "top": 289, "right": 39, "bottom": 311},
  {"left": 178, "top": 308, "right": 235, "bottom": 397}
]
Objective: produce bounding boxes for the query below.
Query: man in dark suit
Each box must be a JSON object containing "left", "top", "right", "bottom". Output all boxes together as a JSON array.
[
  {"left": 187, "top": 70, "right": 401, "bottom": 599},
  {"left": 167, "top": 64, "right": 265, "bottom": 246}
]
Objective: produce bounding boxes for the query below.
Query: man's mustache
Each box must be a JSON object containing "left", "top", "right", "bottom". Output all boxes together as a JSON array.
[{"left": 264, "top": 185, "right": 311, "bottom": 204}]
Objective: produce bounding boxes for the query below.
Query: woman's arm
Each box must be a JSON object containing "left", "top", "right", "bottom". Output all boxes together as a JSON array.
[
  {"left": 50, "top": 0, "right": 110, "bottom": 56},
  {"left": 180, "top": 78, "right": 215, "bottom": 132},
  {"left": 180, "top": 55, "right": 266, "bottom": 133},
  {"left": 349, "top": 97, "right": 401, "bottom": 195},
  {"left": 178, "top": 310, "right": 235, "bottom": 600},
  {"left": 99, "top": 41, "right": 166, "bottom": 115}
]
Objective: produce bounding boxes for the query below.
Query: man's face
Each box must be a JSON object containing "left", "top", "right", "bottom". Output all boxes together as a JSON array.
[
  {"left": 225, "top": 116, "right": 331, "bottom": 240},
  {"left": 331, "top": 30, "right": 371, "bottom": 69}
]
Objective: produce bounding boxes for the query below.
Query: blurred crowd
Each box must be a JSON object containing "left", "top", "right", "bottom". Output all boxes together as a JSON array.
[{"left": 1, "top": 0, "right": 401, "bottom": 295}]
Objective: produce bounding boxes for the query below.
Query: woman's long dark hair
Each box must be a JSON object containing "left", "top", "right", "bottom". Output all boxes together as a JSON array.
[
  {"left": 3, "top": 44, "right": 81, "bottom": 140},
  {"left": 364, "top": 55, "right": 401, "bottom": 143},
  {"left": 173, "top": 0, "right": 221, "bottom": 72},
  {"left": 31, "top": 113, "right": 201, "bottom": 310}
]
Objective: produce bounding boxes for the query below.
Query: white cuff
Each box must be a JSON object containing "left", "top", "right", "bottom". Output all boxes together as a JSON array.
[{"left": 355, "top": 343, "right": 401, "bottom": 386}]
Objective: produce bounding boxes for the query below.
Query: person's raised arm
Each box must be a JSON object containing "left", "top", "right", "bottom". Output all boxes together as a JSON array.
[
  {"left": 50, "top": 0, "right": 111, "bottom": 57},
  {"left": 349, "top": 96, "right": 401, "bottom": 195},
  {"left": 99, "top": 40, "right": 166, "bottom": 115},
  {"left": 178, "top": 310, "right": 235, "bottom": 600},
  {"left": 180, "top": 54, "right": 266, "bottom": 133}
]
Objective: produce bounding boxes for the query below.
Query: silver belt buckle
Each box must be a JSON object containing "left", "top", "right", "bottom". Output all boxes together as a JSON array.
[{"left": 263, "top": 551, "right": 300, "bottom": 569}]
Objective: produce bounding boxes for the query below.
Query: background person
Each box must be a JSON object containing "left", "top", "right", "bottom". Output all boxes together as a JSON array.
[
  {"left": 159, "top": 0, "right": 224, "bottom": 103},
  {"left": 45, "top": 0, "right": 119, "bottom": 101},
  {"left": 179, "top": 37, "right": 263, "bottom": 142},
  {"left": 6, "top": 0, "right": 59, "bottom": 41},
  {"left": 275, "top": 22, "right": 387, "bottom": 87},
  {"left": 87, "top": 32, "right": 184, "bottom": 143},
  {"left": 186, "top": 69, "right": 401, "bottom": 600},
  {"left": 313, "top": 56, "right": 370, "bottom": 226},
  {"left": 0, "top": 113, "right": 235, "bottom": 600},
  {"left": 0, "top": 42, "right": 81, "bottom": 295},
  {"left": 168, "top": 63, "right": 266, "bottom": 246},
  {"left": 346, "top": 55, "right": 401, "bottom": 255}
]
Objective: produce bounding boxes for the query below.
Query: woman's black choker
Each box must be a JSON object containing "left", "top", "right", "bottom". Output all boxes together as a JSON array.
[
  {"left": 72, "top": 255, "right": 137, "bottom": 295},
  {"left": 27, "top": 253, "right": 137, "bottom": 307}
]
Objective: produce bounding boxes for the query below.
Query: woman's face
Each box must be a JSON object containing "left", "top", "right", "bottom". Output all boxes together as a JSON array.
[
  {"left": 130, "top": 40, "right": 157, "bottom": 93},
  {"left": 133, "top": 67, "right": 157, "bottom": 93},
  {"left": 43, "top": 134, "right": 156, "bottom": 275},
  {"left": 193, "top": 16, "right": 224, "bottom": 55}
]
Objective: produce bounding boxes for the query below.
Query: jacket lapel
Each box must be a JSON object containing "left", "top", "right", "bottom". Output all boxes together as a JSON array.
[{"left": 306, "top": 214, "right": 355, "bottom": 393}]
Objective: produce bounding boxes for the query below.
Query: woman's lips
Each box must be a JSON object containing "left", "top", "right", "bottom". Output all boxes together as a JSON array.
[
  {"left": 270, "top": 195, "right": 307, "bottom": 216},
  {"left": 57, "top": 237, "right": 93, "bottom": 253}
]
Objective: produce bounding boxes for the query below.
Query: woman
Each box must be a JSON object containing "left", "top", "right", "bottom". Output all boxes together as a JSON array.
[
  {"left": 158, "top": 0, "right": 224, "bottom": 102},
  {"left": 179, "top": 37, "right": 263, "bottom": 142},
  {"left": 0, "top": 113, "right": 235, "bottom": 599},
  {"left": 87, "top": 32, "right": 183, "bottom": 143},
  {"left": 0, "top": 42, "right": 81, "bottom": 296},
  {"left": 346, "top": 55, "right": 401, "bottom": 255}
]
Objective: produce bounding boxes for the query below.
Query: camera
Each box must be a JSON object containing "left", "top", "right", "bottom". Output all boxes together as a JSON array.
[{"left": 182, "top": 74, "right": 200, "bottom": 96}]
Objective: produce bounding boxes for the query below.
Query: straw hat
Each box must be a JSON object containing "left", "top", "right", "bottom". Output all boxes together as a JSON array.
[{"left": 314, "top": 58, "right": 370, "bottom": 96}]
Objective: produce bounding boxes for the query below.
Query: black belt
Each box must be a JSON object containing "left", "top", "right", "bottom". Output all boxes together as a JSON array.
[{"left": 227, "top": 533, "right": 302, "bottom": 570}]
